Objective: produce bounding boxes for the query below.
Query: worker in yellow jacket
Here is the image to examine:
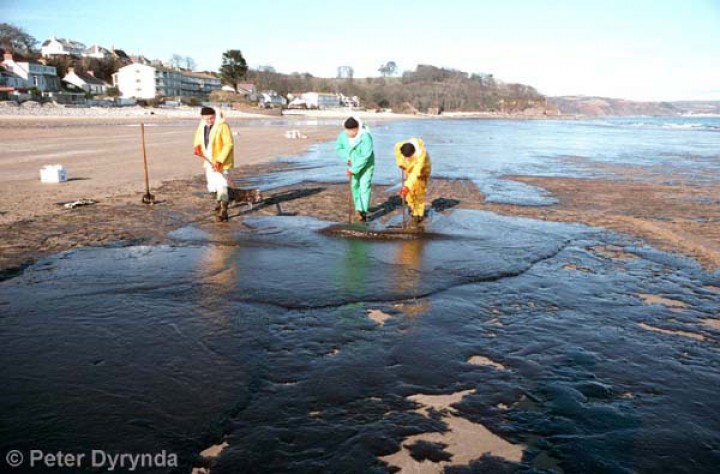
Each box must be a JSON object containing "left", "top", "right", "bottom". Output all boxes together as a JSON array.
[
  {"left": 395, "top": 138, "right": 432, "bottom": 225},
  {"left": 193, "top": 107, "right": 234, "bottom": 222}
]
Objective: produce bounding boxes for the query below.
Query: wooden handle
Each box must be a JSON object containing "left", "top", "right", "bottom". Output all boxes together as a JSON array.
[
  {"left": 348, "top": 175, "right": 353, "bottom": 225},
  {"left": 141, "top": 122, "right": 150, "bottom": 193}
]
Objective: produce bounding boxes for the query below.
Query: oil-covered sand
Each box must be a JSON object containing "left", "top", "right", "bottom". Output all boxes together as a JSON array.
[{"left": 2, "top": 175, "right": 720, "bottom": 473}]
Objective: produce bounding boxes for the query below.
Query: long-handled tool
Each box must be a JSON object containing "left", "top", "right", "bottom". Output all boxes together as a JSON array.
[
  {"left": 193, "top": 153, "right": 230, "bottom": 187},
  {"left": 347, "top": 173, "right": 353, "bottom": 225},
  {"left": 401, "top": 169, "right": 407, "bottom": 229},
  {"left": 140, "top": 122, "right": 156, "bottom": 204}
]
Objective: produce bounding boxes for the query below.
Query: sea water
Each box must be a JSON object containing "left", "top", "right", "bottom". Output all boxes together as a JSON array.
[{"left": 250, "top": 116, "right": 720, "bottom": 205}]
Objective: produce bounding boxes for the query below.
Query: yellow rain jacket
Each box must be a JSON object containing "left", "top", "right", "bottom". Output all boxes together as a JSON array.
[
  {"left": 193, "top": 112, "right": 234, "bottom": 170},
  {"left": 395, "top": 138, "right": 432, "bottom": 217}
]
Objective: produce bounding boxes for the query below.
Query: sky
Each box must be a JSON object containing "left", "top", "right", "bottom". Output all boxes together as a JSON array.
[{"left": 2, "top": 0, "right": 719, "bottom": 101}]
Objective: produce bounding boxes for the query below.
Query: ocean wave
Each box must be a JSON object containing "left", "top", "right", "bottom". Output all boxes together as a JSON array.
[{"left": 623, "top": 121, "right": 720, "bottom": 131}]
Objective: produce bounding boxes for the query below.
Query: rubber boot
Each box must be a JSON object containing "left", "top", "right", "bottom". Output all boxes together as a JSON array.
[{"left": 220, "top": 201, "right": 229, "bottom": 222}]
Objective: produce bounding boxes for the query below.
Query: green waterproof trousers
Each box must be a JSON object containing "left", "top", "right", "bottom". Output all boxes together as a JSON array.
[{"left": 351, "top": 164, "right": 374, "bottom": 213}]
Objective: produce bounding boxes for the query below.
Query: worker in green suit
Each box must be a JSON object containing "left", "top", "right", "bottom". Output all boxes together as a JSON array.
[{"left": 336, "top": 117, "right": 375, "bottom": 222}]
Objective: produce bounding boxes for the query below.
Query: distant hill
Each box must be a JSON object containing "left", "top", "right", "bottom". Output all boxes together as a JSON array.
[{"left": 549, "top": 96, "right": 720, "bottom": 117}]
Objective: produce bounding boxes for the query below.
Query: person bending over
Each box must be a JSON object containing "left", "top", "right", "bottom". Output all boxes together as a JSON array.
[{"left": 395, "top": 138, "right": 432, "bottom": 226}]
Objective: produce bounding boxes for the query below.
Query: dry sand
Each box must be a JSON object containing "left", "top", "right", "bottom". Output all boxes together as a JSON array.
[{"left": 0, "top": 114, "right": 339, "bottom": 225}]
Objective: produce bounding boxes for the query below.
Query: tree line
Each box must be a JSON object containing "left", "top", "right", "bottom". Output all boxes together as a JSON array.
[{"left": 243, "top": 63, "right": 544, "bottom": 113}]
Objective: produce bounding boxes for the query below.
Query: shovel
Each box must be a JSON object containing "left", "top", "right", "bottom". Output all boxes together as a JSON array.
[{"left": 140, "top": 122, "right": 156, "bottom": 204}]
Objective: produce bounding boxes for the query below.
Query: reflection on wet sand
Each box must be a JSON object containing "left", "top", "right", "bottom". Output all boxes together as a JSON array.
[
  {"left": 393, "top": 239, "right": 432, "bottom": 318},
  {"left": 195, "top": 228, "right": 239, "bottom": 328},
  {"left": 341, "top": 239, "right": 371, "bottom": 293}
]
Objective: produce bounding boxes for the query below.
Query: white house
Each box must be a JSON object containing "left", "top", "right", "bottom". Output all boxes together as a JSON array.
[
  {"left": 114, "top": 63, "right": 221, "bottom": 99},
  {"left": 41, "top": 37, "right": 87, "bottom": 57},
  {"left": 301, "top": 92, "right": 341, "bottom": 109},
  {"left": 63, "top": 67, "right": 109, "bottom": 95},
  {"left": 113, "top": 63, "right": 157, "bottom": 99},
  {"left": 83, "top": 44, "right": 111, "bottom": 60},
  {"left": 1, "top": 52, "right": 60, "bottom": 92}
]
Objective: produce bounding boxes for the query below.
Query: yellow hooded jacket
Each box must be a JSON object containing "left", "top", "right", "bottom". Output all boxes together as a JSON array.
[
  {"left": 193, "top": 112, "right": 234, "bottom": 170},
  {"left": 395, "top": 137, "right": 431, "bottom": 192}
]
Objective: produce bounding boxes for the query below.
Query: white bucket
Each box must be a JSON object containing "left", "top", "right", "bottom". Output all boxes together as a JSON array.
[
  {"left": 40, "top": 165, "right": 68, "bottom": 183},
  {"left": 284, "top": 130, "right": 306, "bottom": 139}
]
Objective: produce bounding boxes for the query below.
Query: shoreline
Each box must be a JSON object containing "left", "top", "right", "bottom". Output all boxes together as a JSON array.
[
  {"left": 0, "top": 104, "right": 422, "bottom": 124},
  {"left": 2, "top": 103, "right": 713, "bottom": 123}
]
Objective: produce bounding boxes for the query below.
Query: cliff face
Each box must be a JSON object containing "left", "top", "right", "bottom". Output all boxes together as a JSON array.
[{"left": 549, "top": 96, "right": 720, "bottom": 116}]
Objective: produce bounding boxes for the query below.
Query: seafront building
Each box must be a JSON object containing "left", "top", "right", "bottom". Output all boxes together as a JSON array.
[
  {"left": 301, "top": 92, "right": 342, "bottom": 109},
  {"left": 63, "top": 67, "right": 109, "bottom": 95},
  {"left": 113, "top": 63, "right": 222, "bottom": 99},
  {"left": 1, "top": 52, "right": 60, "bottom": 92},
  {"left": 287, "top": 92, "right": 360, "bottom": 109}
]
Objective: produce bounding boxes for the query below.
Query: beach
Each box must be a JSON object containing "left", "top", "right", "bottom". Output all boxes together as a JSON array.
[{"left": 1, "top": 109, "right": 719, "bottom": 473}]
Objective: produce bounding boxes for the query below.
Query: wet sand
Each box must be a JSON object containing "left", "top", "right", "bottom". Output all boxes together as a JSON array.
[{"left": 475, "top": 175, "right": 720, "bottom": 270}]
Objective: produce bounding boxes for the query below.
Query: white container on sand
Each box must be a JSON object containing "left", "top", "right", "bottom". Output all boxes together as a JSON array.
[
  {"left": 40, "top": 165, "right": 67, "bottom": 183},
  {"left": 284, "top": 130, "right": 307, "bottom": 139}
]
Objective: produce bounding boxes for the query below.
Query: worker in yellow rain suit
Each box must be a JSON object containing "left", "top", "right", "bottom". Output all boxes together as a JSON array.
[
  {"left": 395, "top": 138, "right": 432, "bottom": 226},
  {"left": 193, "top": 107, "right": 234, "bottom": 222}
]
